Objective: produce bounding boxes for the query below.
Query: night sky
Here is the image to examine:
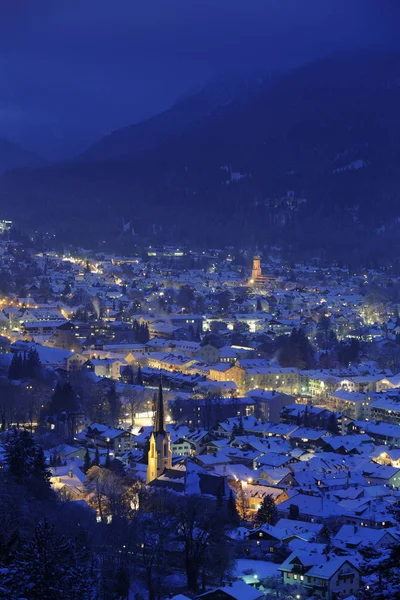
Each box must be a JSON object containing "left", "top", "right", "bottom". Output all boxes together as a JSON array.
[{"left": 0, "top": 0, "right": 399, "bottom": 159}]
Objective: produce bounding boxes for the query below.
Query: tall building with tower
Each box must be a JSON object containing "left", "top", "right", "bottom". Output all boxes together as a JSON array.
[
  {"left": 250, "top": 253, "right": 270, "bottom": 287},
  {"left": 146, "top": 380, "right": 172, "bottom": 483}
]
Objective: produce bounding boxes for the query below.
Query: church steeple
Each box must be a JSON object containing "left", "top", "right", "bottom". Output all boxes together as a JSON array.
[
  {"left": 146, "top": 378, "right": 172, "bottom": 483},
  {"left": 155, "top": 379, "right": 165, "bottom": 434}
]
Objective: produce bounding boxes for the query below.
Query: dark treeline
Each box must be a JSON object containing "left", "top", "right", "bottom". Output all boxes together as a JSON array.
[{"left": 0, "top": 428, "right": 238, "bottom": 599}]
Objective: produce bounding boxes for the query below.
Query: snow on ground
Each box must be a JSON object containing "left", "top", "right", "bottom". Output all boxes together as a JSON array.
[{"left": 234, "top": 558, "right": 280, "bottom": 582}]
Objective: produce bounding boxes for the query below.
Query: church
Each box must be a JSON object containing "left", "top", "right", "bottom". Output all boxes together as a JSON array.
[
  {"left": 146, "top": 381, "right": 230, "bottom": 501},
  {"left": 249, "top": 253, "right": 275, "bottom": 288},
  {"left": 146, "top": 380, "right": 172, "bottom": 483}
]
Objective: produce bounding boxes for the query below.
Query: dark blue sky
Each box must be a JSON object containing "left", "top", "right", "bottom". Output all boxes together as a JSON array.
[{"left": 0, "top": 0, "right": 399, "bottom": 158}]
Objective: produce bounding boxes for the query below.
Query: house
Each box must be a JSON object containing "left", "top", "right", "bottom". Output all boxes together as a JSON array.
[
  {"left": 170, "top": 436, "right": 197, "bottom": 457},
  {"left": 246, "top": 519, "right": 323, "bottom": 555},
  {"left": 146, "top": 351, "right": 198, "bottom": 374},
  {"left": 288, "top": 428, "right": 328, "bottom": 449},
  {"left": 209, "top": 363, "right": 245, "bottom": 390},
  {"left": 328, "top": 390, "right": 369, "bottom": 420},
  {"left": 50, "top": 463, "right": 87, "bottom": 501},
  {"left": 48, "top": 444, "right": 86, "bottom": 461},
  {"left": 257, "top": 467, "right": 297, "bottom": 487},
  {"left": 332, "top": 524, "right": 398, "bottom": 552},
  {"left": 280, "top": 404, "right": 330, "bottom": 428},
  {"left": 90, "top": 358, "right": 126, "bottom": 380},
  {"left": 148, "top": 459, "right": 230, "bottom": 503},
  {"left": 274, "top": 518, "right": 323, "bottom": 542},
  {"left": 172, "top": 397, "right": 254, "bottom": 430},
  {"left": 245, "top": 524, "right": 286, "bottom": 554},
  {"left": 196, "top": 343, "right": 220, "bottom": 365},
  {"left": 359, "top": 461, "right": 400, "bottom": 488},
  {"left": 246, "top": 388, "right": 294, "bottom": 423},
  {"left": 66, "top": 352, "right": 89, "bottom": 372},
  {"left": 278, "top": 552, "right": 361, "bottom": 600},
  {"left": 45, "top": 321, "right": 81, "bottom": 350},
  {"left": 361, "top": 421, "right": 400, "bottom": 448},
  {"left": 197, "top": 580, "right": 264, "bottom": 600},
  {"left": 369, "top": 392, "right": 400, "bottom": 425},
  {"left": 22, "top": 320, "right": 67, "bottom": 338},
  {"left": 84, "top": 424, "right": 134, "bottom": 455},
  {"left": 238, "top": 482, "right": 288, "bottom": 518},
  {"left": 13, "top": 343, "right": 73, "bottom": 369},
  {"left": 244, "top": 366, "right": 300, "bottom": 395},
  {"left": 321, "top": 434, "right": 373, "bottom": 454},
  {"left": 277, "top": 492, "right": 342, "bottom": 523},
  {"left": 169, "top": 314, "right": 203, "bottom": 332}
]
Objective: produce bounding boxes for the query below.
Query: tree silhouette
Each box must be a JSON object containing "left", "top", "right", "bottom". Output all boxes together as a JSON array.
[{"left": 256, "top": 494, "right": 278, "bottom": 526}]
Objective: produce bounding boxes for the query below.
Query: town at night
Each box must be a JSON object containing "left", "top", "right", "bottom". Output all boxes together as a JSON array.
[{"left": 1, "top": 1, "right": 400, "bottom": 599}]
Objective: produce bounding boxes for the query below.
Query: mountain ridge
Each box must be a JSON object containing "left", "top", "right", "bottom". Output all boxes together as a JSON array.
[
  {"left": 0, "top": 137, "right": 47, "bottom": 174},
  {"left": 78, "top": 72, "right": 279, "bottom": 163},
  {"left": 1, "top": 51, "right": 400, "bottom": 265}
]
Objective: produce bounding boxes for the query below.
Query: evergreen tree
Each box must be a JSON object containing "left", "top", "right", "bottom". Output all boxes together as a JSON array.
[
  {"left": 12, "top": 518, "right": 93, "bottom": 600},
  {"left": 121, "top": 365, "right": 134, "bottom": 385},
  {"left": 101, "top": 559, "right": 130, "bottom": 600},
  {"left": 5, "top": 429, "right": 51, "bottom": 496},
  {"left": 30, "top": 446, "right": 52, "bottom": 498},
  {"left": 107, "top": 383, "right": 120, "bottom": 426},
  {"left": 338, "top": 338, "right": 360, "bottom": 366},
  {"left": 5, "top": 428, "right": 36, "bottom": 481},
  {"left": 256, "top": 298, "right": 262, "bottom": 312},
  {"left": 140, "top": 323, "right": 150, "bottom": 343},
  {"left": 327, "top": 412, "right": 339, "bottom": 434},
  {"left": 94, "top": 447, "right": 100, "bottom": 467},
  {"left": 297, "top": 328, "right": 315, "bottom": 370},
  {"left": 83, "top": 447, "right": 91, "bottom": 473},
  {"left": 105, "top": 447, "right": 111, "bottom": 469},
  {"left": 237, "top": 416, "right": 244, "bottom": 436},
  {"left": 256, "top": 494, "right": 278, "bottom": 526},
  {"left": 216, "top": 486, "right": 224, "bottom": 512},
  {"left": 50, "top": 381, "right": 78, "bottom": 414},
  {"left": 136, "top": 364, "right": 143, "bottom": 386},
  {"left": 23, "top": 347, "right": 42, "bottom": 379},
  {"left": 8, "top": 353, "right": 23, "bottom": 380},
  {"left": 62, "top": 282, "right": 71, "bottom": 297},
  {"left": 227, "top": 489, "right": 239, "bottom": 524}
]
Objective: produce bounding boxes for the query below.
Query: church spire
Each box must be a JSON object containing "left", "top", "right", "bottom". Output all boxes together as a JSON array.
[
  {"left": 154, "top": 378, "right": 165, "bottom": 434},
  {"left": 147, "top": 377, "right": 172, "bottom": 483}
]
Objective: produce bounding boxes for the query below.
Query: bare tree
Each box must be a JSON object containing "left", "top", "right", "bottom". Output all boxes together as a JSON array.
[{"left": 176, "top": 497, "right": 232, "bottom": 593}]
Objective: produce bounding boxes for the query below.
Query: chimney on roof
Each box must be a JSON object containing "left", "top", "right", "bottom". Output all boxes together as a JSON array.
[{"left": 68, "top": 467, "right": 73, "bottom": 478}]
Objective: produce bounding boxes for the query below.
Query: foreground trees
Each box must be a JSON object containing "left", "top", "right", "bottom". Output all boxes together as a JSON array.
[
  {"left": 1, "top": 430, "right": 236, "bottom": 598},
  {"left": 2, "top": 518, "right": 93, "bottom": 600},
  {"left": 176, "top": 497, "right": 233, "bottom": 592},
  {"left": 5, "top": 428, "right": 51, "bottom": 498}
]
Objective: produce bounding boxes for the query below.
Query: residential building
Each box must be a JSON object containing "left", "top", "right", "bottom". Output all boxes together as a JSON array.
[{"left": 278, "top": 552, "right": 360, "bottom": 600}]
